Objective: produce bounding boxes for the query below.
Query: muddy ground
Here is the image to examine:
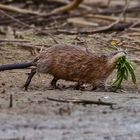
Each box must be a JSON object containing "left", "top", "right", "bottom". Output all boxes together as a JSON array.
[{"left": 0, "top": 34, "right": 140, "bottom": 140}]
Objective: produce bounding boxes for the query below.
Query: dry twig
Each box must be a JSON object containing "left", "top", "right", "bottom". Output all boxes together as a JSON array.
[
  {"left": 47, "top": 96, "right": 115, "bottom": 106},
  {"left": 49, "top": 22, "right": 132, "bottom": 35},
  {"left": 0, "top": 39, "right": 30, "bottom": 43},
  {"left": 51, "top": 0, "right": 84, "bottom": 14},
  {"left": 85, "top": 14, "right": 139, "bottom": 22},
  {"left": 0, "top": 3, "right": 41, "bottom": 15},
  {"left": 9, "top": 94, "right": 13, "bottom": 108}
]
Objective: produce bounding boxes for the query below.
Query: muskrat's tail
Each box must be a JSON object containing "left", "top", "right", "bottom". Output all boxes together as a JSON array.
[{"left": 0, "top": 61, "right": 33, "bottom": 71}]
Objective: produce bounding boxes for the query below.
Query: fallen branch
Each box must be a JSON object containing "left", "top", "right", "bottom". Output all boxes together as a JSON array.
[
  {"left": 51, "top": 0, "right": 84, "bottom": 14},
  {"left": 47, "top": 96, "right": 115, "bottom": 106},
  {"left": 85, "top": 14, "right": 139, "bottom": 22},
  {"left": 48, "top": 0, "right": 92, "bottom": 11},
  {"left": 0, "top": 39, "right": 30, "bottom": 43},
  {"left": 47, "top": 22, "right": 132, "bottom": 35},
  {"left": 9, "top": 94, "right": 13, "bottom": 108},
  {"left": 0, "top": 3, "right": 41, "bottom": 15},
  {"left": 67, "top": 17, "right": 98, "bottom": 27}
]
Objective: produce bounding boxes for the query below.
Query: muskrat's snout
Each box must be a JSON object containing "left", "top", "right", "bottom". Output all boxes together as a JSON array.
[
  {"left": 110, "top": 50, "right": 127, "bottom": 61},
  {"left": 115, "top": 51, "right": 126, "bottom": 58},
  {"left": 112, "top": 51, "right": 126, "bottom": 62},
  {"left": 108, "top": 50, "right": 126, "bottom": 67}
]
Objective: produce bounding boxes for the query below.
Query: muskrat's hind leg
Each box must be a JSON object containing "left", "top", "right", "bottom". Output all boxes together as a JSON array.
[
  {"left": 24, "top": 68, "right": 36, "bottom": 91},
  {"left": 50, "top": 77, "right": 59, "bottom": 89}
]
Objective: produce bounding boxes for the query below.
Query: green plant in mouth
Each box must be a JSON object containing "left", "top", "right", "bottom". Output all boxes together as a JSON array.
[{"left": 112, "top": 56, "right": 136, "bottom": 90}]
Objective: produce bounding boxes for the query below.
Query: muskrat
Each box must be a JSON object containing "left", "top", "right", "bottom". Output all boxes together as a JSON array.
[{"left": 0, "top": 44, "right": 125, "bottom": 90}]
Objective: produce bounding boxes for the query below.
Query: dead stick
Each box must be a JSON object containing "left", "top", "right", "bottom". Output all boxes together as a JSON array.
[
  {"left": 51, "top": 0, "right": 84, "bottom": 14},
  {"left": 48, "top": 22, "right": 132, "bottom": 35},
  {"left": 0, "top": 3, "right": 41, "bottom": 15},
  {"left": 9, "top": 94, "right": 13, "bottom": 108},
  {"left": 0, "top": 39, "right": 30, "bottom": 43},
  {"left": 47, "top": 97, "right": 115, "bottom": 106},
  {"left": 85, "top": 14, "right": 139, "bottom": 22}
]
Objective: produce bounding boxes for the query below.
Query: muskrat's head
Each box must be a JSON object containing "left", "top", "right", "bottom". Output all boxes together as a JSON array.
[{"left": 107, "top": 51, "right": 126, "bottom": 68}]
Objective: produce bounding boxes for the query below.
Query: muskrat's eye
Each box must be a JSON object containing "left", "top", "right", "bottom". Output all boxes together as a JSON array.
[{"left": 112, "top": 52, "right": 118, "bottom": 55}]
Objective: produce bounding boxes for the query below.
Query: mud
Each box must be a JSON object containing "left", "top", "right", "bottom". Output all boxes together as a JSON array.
[{"left": 0, "top": 34, "right": 140, "bottom": 140}]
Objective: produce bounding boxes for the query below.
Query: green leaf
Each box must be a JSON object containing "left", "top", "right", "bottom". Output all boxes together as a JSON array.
[
  {"left": 112, "top": 56, "right": 136, "bottom": 90},
  {"left": 124, "top": 61, "right": 136, "bottom": 84}
]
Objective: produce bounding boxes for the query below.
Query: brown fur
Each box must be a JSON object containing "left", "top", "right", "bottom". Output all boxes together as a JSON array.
[{"left": 33, "top": 44, "right": 125, "bottom": 89}]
